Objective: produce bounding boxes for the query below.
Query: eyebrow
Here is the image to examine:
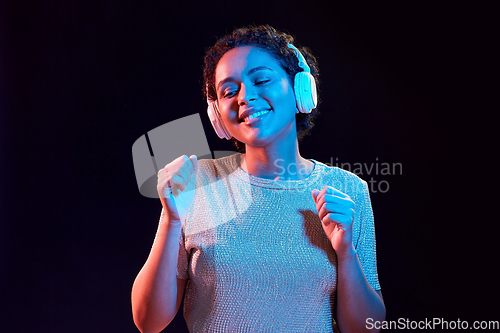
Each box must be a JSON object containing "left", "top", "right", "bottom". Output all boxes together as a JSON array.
[
  {"left": 247, "top": 65, "right": 274, "bottom": 75},
  {"left": 216, "top": 66, "right": 275, "bottom": 91}
]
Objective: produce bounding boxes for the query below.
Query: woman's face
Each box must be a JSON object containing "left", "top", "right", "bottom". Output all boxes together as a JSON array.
[{"left": 214, "top": 46, "right": 298, "bottom": 150}]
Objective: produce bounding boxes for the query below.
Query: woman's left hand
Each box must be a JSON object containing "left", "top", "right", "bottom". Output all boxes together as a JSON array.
[{"left": 312, "top": 186, "right": 355, "bottom": 257}]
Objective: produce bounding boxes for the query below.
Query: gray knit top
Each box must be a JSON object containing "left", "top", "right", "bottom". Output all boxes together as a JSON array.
[{"left": 176, "top": 153, "right": 380, "bottom": 332}]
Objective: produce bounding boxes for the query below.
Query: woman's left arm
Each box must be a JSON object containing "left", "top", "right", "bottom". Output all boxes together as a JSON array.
[{"left": 312, "top": 186, "right": 386, "bottom": 333}]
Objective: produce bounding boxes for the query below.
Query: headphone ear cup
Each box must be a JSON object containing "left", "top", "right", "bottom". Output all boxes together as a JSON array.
[
  {"left": 294, "top": 72, "right": 317, "bottom": 113},
  {"left": 207, "top": 101, "right": 231, "bottom": 140}
]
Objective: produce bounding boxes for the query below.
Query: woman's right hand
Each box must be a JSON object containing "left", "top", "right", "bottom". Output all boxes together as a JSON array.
[{"left": 157, "top": 154, "right": 198, "bottom": 224}]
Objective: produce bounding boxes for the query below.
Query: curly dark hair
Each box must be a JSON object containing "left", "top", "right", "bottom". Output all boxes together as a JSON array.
[{"left": 203, "top": 25, "right": 320, "bottom": 153}]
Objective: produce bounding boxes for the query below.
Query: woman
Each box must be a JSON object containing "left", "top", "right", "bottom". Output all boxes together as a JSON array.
[{"left": 132, "top": 25, "right": 385, "bottom": 333}]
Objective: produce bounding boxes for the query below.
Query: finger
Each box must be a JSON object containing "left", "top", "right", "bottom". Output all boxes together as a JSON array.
[
  {"left": 157, "top": 178, "right": 172, "bottom": 199},
  {"left": 325, "top": 195, "right": 355, "bottom": 210},
  {"left": 323, "top": 213, "right": 352, "bottom": 230},
  {"left": 318, "top": 200, "right": 355, "bottom": 223},
  {"left": 327, "top": 186, "right": 350, "bottom": 199},
  {"left": 169, "top": 155, "right": 191, "bottom": 174},
  {"left": 170, "top": 174, "right": 187, "bottom": 192},
  {"left": 320, "top": 208, "right": 355, "bottom": 225},
  {"left": 315, "top": 191, "right": 339, "bottom": 213},
  {"left": 320, "top": 212, "right": 340, "bottom": 228},
  {"left": 320, "top": 186, "right": 350, "bottom": 199},
  {"left": 315, "top": 186, "right": 338, "bottom": 204},
  {"left": 166, "top": 155, "right": 187, "bottom": 170},
  {"left": 189, "top": 155, "right": 198, "bottom": 175},
  {"left": 158, "top": 169, "right": 173, "bottom": 186},
  {"left": 312, "top": 189, "right": 320, "bottom": 203},
  {"left": 159, "top": 156, "right": 194, "bottom": 197},
  {"left": 157, "top": 168, "right": 166, "bottom": 182},
  {"left": 178, "top": 155, "right": 197, "bottom": 183},
  {"left": 178, "top": 164, "right": 191, "bottom": 186},
  {"left": 316, "top": 191, "right": 355, "bottom": 210},
  {"left": 161, "top": 183, "right": 172, "bottom": 198},
  {"left": 318, "top": 201, "right": 352, "bottom": 220},
  {"left": 313, "top": 186, "right": 330, "bottom": 209}
]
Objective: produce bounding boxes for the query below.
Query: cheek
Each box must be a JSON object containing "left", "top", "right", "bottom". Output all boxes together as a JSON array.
[
  {"left": 268, "top": 80, "right": 296, "bottom": 109},
  {"left": 218, "top": 100, "right": 238, "bottom": 122}
]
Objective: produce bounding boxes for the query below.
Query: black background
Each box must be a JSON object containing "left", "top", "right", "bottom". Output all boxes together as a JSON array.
[{"left": 1, "top": 1, "right": 495, "bottom": 332}]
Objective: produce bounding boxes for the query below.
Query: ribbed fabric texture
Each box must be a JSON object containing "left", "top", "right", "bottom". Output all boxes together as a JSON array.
[{"left": 176, "top": 153, "right": 380, "bottom": 333}]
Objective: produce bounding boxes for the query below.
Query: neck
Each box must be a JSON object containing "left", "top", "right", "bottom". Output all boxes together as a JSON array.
[{"left": 241, "top": 140, "right": 313, "bottom": 180}]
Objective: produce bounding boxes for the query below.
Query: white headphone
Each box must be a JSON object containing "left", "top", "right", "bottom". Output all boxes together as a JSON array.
[
  {"left": 206, "top": 96, "right": 232, "bottom": 139},
  {"left": 206, "top": 43, "right": 317, "bottom": 140},
  {"left": 287, "top": 43, "right": 318, "bottom": 114}
]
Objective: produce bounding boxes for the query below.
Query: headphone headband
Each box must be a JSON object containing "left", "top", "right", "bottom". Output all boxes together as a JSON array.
[{"left": 287, "top": 43, "right": 311, "bottom": 73}]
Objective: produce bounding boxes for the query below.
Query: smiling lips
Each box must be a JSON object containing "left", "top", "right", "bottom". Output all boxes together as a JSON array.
[{"left": 242, "top": 110, "right": 271, "bottom": 123}]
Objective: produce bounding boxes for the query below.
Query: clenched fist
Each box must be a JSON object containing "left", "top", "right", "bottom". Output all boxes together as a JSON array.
[
  {"left": 157, "top": 155, "right": 198, "bottom": 224},
  {"left": 312, "top": 186, "right": 356, "bottom": 257}
]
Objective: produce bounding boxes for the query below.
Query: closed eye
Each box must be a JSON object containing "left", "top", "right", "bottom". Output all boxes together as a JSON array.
[
  {"left": 255, "top": 79, "right": 270, "bottom": 85},
  {"left": 223, "top": 90, "right": 237, "bottom": 98},
  {"left": 221, "top": 85, "right": 238, "bottom": 98}
]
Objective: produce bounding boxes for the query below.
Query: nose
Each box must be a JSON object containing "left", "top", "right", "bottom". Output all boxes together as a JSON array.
[{"left": 238, "top": 83, "right": 257, "bottom": 106}]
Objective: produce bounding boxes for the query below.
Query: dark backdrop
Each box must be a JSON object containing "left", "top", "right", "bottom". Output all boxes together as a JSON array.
[{"left": 1, "top": 1, "right": 494, "bottom": 332}]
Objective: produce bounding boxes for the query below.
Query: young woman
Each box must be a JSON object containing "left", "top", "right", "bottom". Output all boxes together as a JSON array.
[{"left": 132, "top": 25, "right": 385, "bottom": 333}]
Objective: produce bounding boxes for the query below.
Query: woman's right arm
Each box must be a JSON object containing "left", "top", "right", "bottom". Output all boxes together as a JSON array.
[{"left": 131, "top": 155, "right": 198, "bottom": 333}]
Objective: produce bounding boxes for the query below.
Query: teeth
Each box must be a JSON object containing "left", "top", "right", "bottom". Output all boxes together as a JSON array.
[{"left": 244, "top": 110, "right": 270, "bottom": 122}]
